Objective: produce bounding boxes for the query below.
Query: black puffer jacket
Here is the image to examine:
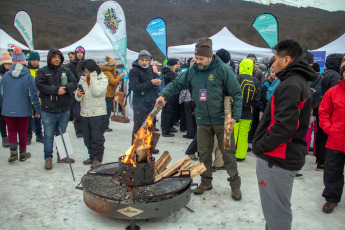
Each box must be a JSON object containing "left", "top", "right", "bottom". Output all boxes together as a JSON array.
[
  {"left": 66, "top": 46, "right": 85, "bottom": 82},
  {"left": 322, "top": 53, "right": 343, "bottom": 95},
  {"left": 161, "top": 66, "right": 176, "bottom": 86},
  {"left": 35, "top": 48, "right": 77, "bottom": 112},
  {"left": 129, "top": 61, "right": 158, "bottom": 113},
  {"left": 252, "top": 53, "right": 318, "bottom": 171}
]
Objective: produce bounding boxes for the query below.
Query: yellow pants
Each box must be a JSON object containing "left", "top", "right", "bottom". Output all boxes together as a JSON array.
[{"left": 234, "top": 119, "right": 252, "bottom": 159}]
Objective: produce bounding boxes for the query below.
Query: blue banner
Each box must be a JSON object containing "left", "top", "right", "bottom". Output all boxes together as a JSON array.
[
  {"left": 311, "top": 51, "right": 326, "bottom": 73},
  {"left": 252, "top": 13, "right": 279, "bottom": 49},
  {"left": 146, "top": 18, "right": 167, "bottom": 57}
]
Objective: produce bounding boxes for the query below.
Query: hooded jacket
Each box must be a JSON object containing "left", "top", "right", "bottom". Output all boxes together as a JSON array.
[
  {"left": 66, "top": 46, "right": 85, "bottom": 82},
  {"left": 252, "top": 53, "right": 318, "bottom": 170},
  {"left": 35, "top": 48, "right": 77, "bottom": 113},
  {"left": 322, "top": 54, "right": 343, "bottom": 95},
  {"left": 319, "top": 80, "right": 345, "bottom": 153},
  {"left": 159, "top": 55, "right": 242, "bottom": 125},
  {"left": 237, "top": 59, "right": 260, "bottom": 120},
  {"left": 129, "top": 61, "right": 158, "bottom": 113},
  {"left": 0, "top": 64, "right": 41, "bottom": 117},
  {"left": 161, "top": 66, "right": 177, "bottom": 86}
]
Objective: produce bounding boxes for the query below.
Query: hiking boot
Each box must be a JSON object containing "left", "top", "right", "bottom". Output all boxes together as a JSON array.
[
  {"left": 162, "top": 132, "right": 174, "bottom": 137},
  {"left": 19, "top": 152, "right": 31, "bottom": 161},
  {"left": 8, "top": 150, "right": 18, "bottom": 162},
  {"left": 36, "top": 134, "right": 44, "bottom": 143},
  {"left": 105, "top": 128, "right": 113, "bottom": 132},
  {"left": 2, "top": 137, "right": 9, "bottom": 148},
  {"left": 169, "top": 128, "right": 177, "bottom": 133},
  {"left": 322, "top": 201, "right": 338, "bottom": 214},
  {"left": 57, "top": 156, "right": 75, "bottom": 163},
  {"left": 236, "top": 158, "right": 246, "bottom": 162},
  {"left": 91, "top": 158, "right": 101, "bottom": 168},
  {"left": 231, "top": 188, "right": 242, "bottom": 201},
  {"left": 183, "top": 134, "right": 194, "bottom": 139},
  {"left": 316, "top": 164, "right": 324, "bottom": 171},
  {"left": 45, "top": 158, "right": 53, "bottom": 170},
  {"left": 83, "top": 158, "right": 93, "bottom": 165},
  {"left": 188, "top": 154, "right": 198, "bottom": 161},
  {"left": 193, "top": 183, "right": 212, "bottom": 195}
]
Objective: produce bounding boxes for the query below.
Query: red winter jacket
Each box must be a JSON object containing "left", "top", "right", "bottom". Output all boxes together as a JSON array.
[{"left": 319, "top": 80, "right": 345, "bottom": 153}]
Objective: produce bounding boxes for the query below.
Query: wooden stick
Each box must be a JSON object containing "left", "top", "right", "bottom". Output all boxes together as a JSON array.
[
  {"left": 223, "top": 96, "right": 233, "bottom": 150},
  {"left": 154, "top": 151, "right": 171, "bottom": 175},
  {"left": 154, "top": 155, "right": 190, "bottom": 182}
]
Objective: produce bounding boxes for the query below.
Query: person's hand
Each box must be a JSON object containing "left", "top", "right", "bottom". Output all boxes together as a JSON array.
[
  {"left": 151, "top": 79, "right": 160, "bottom": 85},
  {"left": 155, "top": 96, "right": 167, "bottom": 106},
  {"left": 34, "top": 113, "right": 40, "bottom": 119},
  {"left": 77, "top": 88, "right": 84, "bottom": 97},
  {"left": 156, "top": 79, "right": 162, "bottom": 86},
  {"left": 225, "top": 118, "right": 237, "bottom": 133},
  {"left": 58, "top": 86, "right": 66, "bottom": 95}
]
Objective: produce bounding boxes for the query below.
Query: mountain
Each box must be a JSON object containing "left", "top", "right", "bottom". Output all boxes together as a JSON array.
[{"left": 1, "top": 0, "right": 345, "bottom": 61}]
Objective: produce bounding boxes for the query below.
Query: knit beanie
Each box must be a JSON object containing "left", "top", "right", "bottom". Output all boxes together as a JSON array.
[
  {"left": 247, "top": 54, "right": 257, "bottom": 61},
  {"left": 304, "top": 51, "right": 314, "bottom": 65},
  {"left": 216, "top": 49, "right": 231, "bottom": 64},
  {"left": 105, "top": 56, "right": 116, "bottom": 66},
  {"left": 195, "top": 37, "right": 213, "bottom": 57},
  {"left": 12, "top": 46, "right": 26, "bottom": 65},
  {"left": 28, "top": 51, "right": 40, "bottom": 61},
  {"left": 0, "top": 51, "right": 12, "bottom": 65},
  {"left": 340, "top": 57, "right": 345, "bottom": 76},
  {"left": 312, "top": 63, "right": 320, "bottom": 73},
  {"left": 138, "top": 50, "right": 151, "bottom": 60},
  {"left": 167, "top": 58, "right": 178, "bottom": 66}
]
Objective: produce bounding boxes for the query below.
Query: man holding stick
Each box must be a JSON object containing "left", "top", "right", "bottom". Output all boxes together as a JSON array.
[{"left": 155, "top": 38, "right": 243, "bottom": 200}]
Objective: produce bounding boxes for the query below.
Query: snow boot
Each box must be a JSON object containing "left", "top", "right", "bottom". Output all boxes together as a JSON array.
[
  {"left": 19, "top": 152, "right": 31, "bottom": 161},
  {"left": 8, "top": 150, "right": 18, "bottom": 162}
]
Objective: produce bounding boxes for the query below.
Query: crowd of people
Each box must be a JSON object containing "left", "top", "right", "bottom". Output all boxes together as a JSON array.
[{"left": 0, "top": 37, "right": 344, "bottom": 229}]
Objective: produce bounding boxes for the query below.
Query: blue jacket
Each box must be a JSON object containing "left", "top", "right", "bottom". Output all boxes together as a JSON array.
[{"left": 0, "top": 64, "right": 41, "bottom": 117}]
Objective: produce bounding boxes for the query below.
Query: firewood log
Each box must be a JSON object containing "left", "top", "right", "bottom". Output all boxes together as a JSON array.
[
  {"left": 154, "top": 155, "right": 190, "bottom": 182},
  {"left": 154, "top": 151, "right": 171, "bottom": 175},
  {"left": 224, "top": 96, "right": 233, "bottom": 150},
  {"left": 135, "top": 144, "right": 149, "bottom": 162}
]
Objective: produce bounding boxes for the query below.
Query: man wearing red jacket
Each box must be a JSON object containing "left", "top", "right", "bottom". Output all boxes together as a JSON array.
[
  {"left": 318, "top": 57, "right": 345, "bottom": 214},
  {"left": 252, "top": 39, "right": 318, "bottom": 230}
]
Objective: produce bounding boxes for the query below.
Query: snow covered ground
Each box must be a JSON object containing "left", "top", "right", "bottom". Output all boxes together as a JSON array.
[
  {"left": 0, "top": 116, "right": 344, "bottom": 230},
  {"left": 242, "top": 0, "right": 345, "bottom": 12}
]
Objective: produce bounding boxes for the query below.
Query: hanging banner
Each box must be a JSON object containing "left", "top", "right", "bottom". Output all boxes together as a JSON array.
[
  {"left": 146, "top": 18, "right": 167, "bottom": 57},
  {"left": 97, "top": 0, "right": 128, "bottom": 70},
  {"left": 14, "top": 11, "right": 34, "bottom": 50},
  {"left": 252, "top": 13, "right": 278, "bottom": 49},
  {"left": 311, "top": 51, "right": 326, "bottom": 73}
]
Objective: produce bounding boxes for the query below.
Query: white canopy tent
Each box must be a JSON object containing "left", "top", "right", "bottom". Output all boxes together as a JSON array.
[
  {"left": 313, "top": 33, "right": 345, "bottom": 57},
  {"left": 37, "top": 23, "right": 139, "bottom": 68},
  {"left": 0, "top": 29, "right": 29, "bottom": 57},
  {"left": 168, "top": 27, "right": 274, "bottom": 61}
]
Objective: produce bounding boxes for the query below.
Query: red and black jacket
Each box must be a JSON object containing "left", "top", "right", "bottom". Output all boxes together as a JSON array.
[{"left": 252, "top": 54, "right": 318, "bottom": 171}]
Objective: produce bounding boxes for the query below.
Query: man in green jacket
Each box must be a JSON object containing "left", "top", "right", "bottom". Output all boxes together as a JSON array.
[{"left": 156, "top": 38, "right": 243, "bottom": 200}]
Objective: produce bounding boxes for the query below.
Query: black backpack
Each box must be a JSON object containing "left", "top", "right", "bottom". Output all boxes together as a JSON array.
[
  {"left": 157, "top": 73, "right": 166, "bottom": 93},
  {"left": 240, "top": 78, "right": 257, "bottom": 106}
]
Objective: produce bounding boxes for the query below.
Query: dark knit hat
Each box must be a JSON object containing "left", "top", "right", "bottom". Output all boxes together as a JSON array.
[
  {"left": 312, "top": 63, "right": 320, "bottom": 73},
  {"left": 167, "top": 58, "right": 178, "bottom": 66},
  {"left": 28, "top": 51, "right": 40, "bottom": 61},
  {"left": 12, "top": 46, "right": 26, "bottom": 65},
  {"left": 304, "top": 50, "right": 314, "bottom": 65},
  {"left": 138, "top": 50, "right": 151, "bottom": 60},
  {"left": 247, "top": 54, "right": 257, "bottom": 61},
  {"left": 216, "top": 49, "right": 231, "bottom": 64},
  {"left": 195, "top": 37, "right": 213, "bottom": 57},
  {"left": 340, "top": 57, "right": 345, "bottom": 76}
]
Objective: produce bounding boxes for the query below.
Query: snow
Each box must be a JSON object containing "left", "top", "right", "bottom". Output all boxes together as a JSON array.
[
  {"left": 242, "top": 0, "right": 345, "bottom": 12},
  {"left": 0, "top": 116, "right": 344, "bottom": 230}
]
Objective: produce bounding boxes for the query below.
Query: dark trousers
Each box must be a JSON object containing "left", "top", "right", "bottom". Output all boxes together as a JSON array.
[
  {"left": 315, "top": 118, "right": 327, "bottom": 165},
  {"left": 322, "top": 148, "right": 345, "bottom": 203},
  {"left": 105, "top": 97, "right": 113, "bottom": 129},
  {"left": 248, "top": 106, "right": 260, "bottom": 141},
  {"left": 81, "top": 115, "right": 106, "bottom": 162},
  {"left": 161, "top": 97, "right": 174, "bottom": 134},
  {"left": 132, "top": 105, "right": 152, "bottom": 144},
  {"left": 0, "top": 109, "right": 7, "bottom": 137},
  {"left": 73, "top": 101, "right": 82, "bottom": 135},
  {"left": 179, "top": 103, "right": 187, "bottom": 131},
  {"left": 27, "top": 116, "right": 42, "bottom": 138},
  {"left": 185, "top": 134, "right": 198, "bottom": 155},
  {"left": 184, "top": 101, "right": 196, "bottom": 136}
]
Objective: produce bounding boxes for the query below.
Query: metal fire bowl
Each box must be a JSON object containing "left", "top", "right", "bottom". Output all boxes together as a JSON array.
[{"left": 81, "top": 162, "right": 192, "bottom": 220}]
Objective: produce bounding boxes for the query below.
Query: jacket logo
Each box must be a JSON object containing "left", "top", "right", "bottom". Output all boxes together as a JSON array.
[
  {"left": 208, "top": 74, "right": 215, "bottom": 81},
  {"left": 259, "top": 180, "right": 267, "bottom": 187}
]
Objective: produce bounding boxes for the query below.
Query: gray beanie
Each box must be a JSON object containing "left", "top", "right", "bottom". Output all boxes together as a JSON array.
[{"left": 138, "top": 50, "right": 151, "bottom": 60}]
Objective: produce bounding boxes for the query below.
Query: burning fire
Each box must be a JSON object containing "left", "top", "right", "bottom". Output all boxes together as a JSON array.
[{"left": 121, "top": 115, "right": 154, "bottom": 166}]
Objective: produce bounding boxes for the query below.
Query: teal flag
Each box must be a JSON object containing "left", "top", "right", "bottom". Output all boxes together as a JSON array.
[{"left": 252, "top": 13, "right": 278, "bottom": 49}]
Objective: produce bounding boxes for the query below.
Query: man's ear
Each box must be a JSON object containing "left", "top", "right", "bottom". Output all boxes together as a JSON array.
[{"left": 284, "top": 56, "right": 292, "bottom": 67}]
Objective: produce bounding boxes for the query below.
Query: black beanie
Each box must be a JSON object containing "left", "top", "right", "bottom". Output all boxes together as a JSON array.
[
  {"left": 195, "top": 37, "right": 213, "bottom": 57},
  {"left": 167, "top": 58, "right": 178, "bottom": 66},
  {"left": 247, "top": 54, "right": 257, "bottom": 61},
  {"left": 312, "top": 63, "right": 320, "bottom": 72},
  {"left": 304, "top": 51, "right": 315, "bottom": 65},
  {"left": 216, "top": 49, "right": 231, "bottom": 64}
]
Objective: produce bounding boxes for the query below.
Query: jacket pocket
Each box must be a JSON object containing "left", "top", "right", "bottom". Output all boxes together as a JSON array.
[{"left": 263, "top": 143, "right": 287, "bottom": 159}]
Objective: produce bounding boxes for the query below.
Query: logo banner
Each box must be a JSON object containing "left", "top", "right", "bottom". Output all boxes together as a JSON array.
[
  {"left": 14, "top": 11, "right": 34, "bottom": 50},
  {"left": 97, "top": 0, "right": 128, "bottom": 70},
  {"left": 311, "top": 51, "right": 326, "bottom": 73},
  {"left": 146, "top": 18, "right": 167, "bottom": 57},
  {"left": 252, "top": 13, "right": 278, "bottom": 49}
]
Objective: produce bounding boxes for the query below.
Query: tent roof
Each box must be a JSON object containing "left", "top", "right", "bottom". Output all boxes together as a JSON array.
[
  {"left": 314, "top": 33, "right": 345, "bottom": 56},
  {"left": 37, "top": 23, "right": 138, "bottom": 67},
  {"left": 168, "top": 27, "right": 273, "bottom": 61},
  {"left": 0, "top": 29, "right": 29, "bottom": 55}
]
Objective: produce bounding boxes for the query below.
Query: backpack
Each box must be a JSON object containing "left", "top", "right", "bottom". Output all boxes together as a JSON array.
[
  {"left": 240, "top": 78, "right": 257, "bottom": 106},
  {"left": 310, "top": 73, "right": 323, "bottom": 104},
  {"left": 157, "top": 73, "right": 166, "bottom": 93}
]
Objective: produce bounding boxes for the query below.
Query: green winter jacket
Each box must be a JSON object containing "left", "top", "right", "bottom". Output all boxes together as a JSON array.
[{"left": 159, "top": 55, "right": 242, "bottom": 125}]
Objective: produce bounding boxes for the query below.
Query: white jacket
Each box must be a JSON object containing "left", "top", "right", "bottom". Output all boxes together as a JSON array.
[{"left": 75, "top": 71, "right": 108, "bottom": 117}]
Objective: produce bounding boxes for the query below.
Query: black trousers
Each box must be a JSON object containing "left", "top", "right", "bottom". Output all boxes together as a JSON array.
[
  {"left": 73, "top": 101, "right": 82, "bottom": 135},
  {"left": 105, "top": 97, "right": 113, "bottom": 129},
  {"left": 315, "top": 117, "right": 327, "bottom": 165},
  {"left": 248, "top": 106, "right": 260, "bottom": 141},
  {"left": 161, "top": 96, "right": 176, "bottom": 134},
  {"left": 0, "top": 109, "right": 7, "bottom": 138},
  {"left": 185, "top": 134, "right": 198, "bottom": 155},
  {"left": 81, "top": 115, "right": 107, "bottom": 162},
  {"left": 184, "top": 101, "right": 196, "bottom": 136},
  {"left": 322, "top": 148, "right": 345, "bottom": 203}
]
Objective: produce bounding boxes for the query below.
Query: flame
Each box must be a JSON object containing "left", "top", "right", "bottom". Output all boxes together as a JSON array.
[{"left": 121, "top": 116, "right": 154, "bottom": 166}]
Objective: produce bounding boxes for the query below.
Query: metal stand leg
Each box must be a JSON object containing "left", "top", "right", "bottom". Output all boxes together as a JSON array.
[{"left": 125, "top": 219, "right": 140, "bottom": 230}]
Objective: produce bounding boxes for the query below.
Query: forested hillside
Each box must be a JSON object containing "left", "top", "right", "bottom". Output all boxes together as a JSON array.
[{"left": 1, "top": 0, "right": 345, "bottom": 60}]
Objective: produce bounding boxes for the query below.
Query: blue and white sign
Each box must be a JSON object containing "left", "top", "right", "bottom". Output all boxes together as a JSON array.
[
  {"left": 146, "top": 18, "right": 167, "bottom": 57},
  {"left": 311, "top": 51, "right": 326, "bottom": 73}
]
